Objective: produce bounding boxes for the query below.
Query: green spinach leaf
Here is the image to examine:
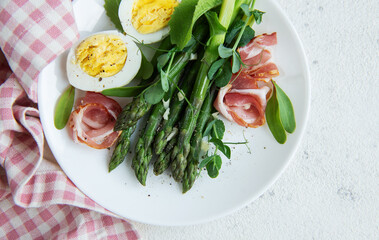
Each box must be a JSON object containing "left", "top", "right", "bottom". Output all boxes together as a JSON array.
[
  {"left": 199, "top": 155, "right": 214, "bottom": 169},
  {"left": 208, "top": 59, "right": 225, "bottom": 80},
  {"left": 266, "top": 80, "right": 297, "bottom": 144},
  {"left": 273, "top": 81, "right": 296, "bottom": 133},
  {"left": 225, "top": 19, "right": 245, "bottom": 45},
  {"left": 206, "top": 154, "right": 222, "bottom": 178},
  {"left": 169, "top": 0, "right": 222, "bottom": 49},
  {"left": 211, "top": 119, "right": 225, "bottom": 139},
  {"left": 215, "top": 61, "right": 232, "bottom": 87},
  {"left": 54, "top": 86, "right": 75, "bottom": 130},
  {"left": 238, "top": 26, "right": 255, "bottom": 47},
  {"left": 104, "top": 0, "right": 123, "bottom": 32},
  {"left": 144, "top": 83, "right": 165, "bottom": 104},
  {"left": 102, "top": 85, "right": 149, "bottom": 97},
  {"left": 266, "top": 90, "right": 287, "bottom": 143},
  {"left": 135, "top": 51, "right": 153, "bottom": 80}
]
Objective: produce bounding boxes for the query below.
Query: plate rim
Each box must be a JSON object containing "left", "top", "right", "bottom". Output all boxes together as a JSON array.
[{"left": 38, "top": 0, "right": 311, "bottom": 226}]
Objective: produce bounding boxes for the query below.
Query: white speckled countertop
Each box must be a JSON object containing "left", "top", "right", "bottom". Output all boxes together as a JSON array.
[{"left": 131, "top": 0, "right": 379, "bottom": 238}]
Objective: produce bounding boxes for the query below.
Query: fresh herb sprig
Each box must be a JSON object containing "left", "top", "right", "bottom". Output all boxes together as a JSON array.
[
  {"left": 199, "top": 119, "right": 231, "bottom": 178},
  {"left": 199, "top": 117, "right": 253, "bottom": 178},
  {"left": 207, "top": 3, "right": 265, "bottom": 88}
]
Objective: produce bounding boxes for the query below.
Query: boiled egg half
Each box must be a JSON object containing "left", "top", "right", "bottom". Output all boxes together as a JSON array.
[
  {"left": 66, "top": 30, "right": 141, "bottom": 92},
  {"left": 118, "top": 0, "right": 179, "bottom": 44}
]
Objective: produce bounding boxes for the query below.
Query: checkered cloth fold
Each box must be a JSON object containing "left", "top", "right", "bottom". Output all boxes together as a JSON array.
[{"left": 0, "top": 1, "right": 139, "bottom": 239}]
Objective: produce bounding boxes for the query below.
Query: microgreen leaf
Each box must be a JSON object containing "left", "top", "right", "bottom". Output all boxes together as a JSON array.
[
  {"left": 160, "top": 70, "right": 169, "bottom": 92},
  {"left": 208, "top": 59, "right": 225, "bottom": 80},
  {"left": 240, "top": 4, "right": 252, "bottom": 17},
  {"left": 252, "top": 10, "right": 265, "bottom": 24},
  {"left": 211, "top": 119, "right": 225, "bottom": 139},
  {"left": 102, "top": 85, "right": 149, "bottom": 97},
  {"left": 169, "top": 0, "right": 222, "bottom": 49},
  {"left": 273, "top": 80, "right": 296, "bottom": 133},
  {"left": 209, "top": 138, "right": 225, "bottom": 151},
  {"left": 206, "top": 154, "right": 222, "bottom": 178},
  {"left": 209, "top": 138, "right": 231, "bottom": 159},
  {"left": 215, "top": 61, "right": 232, "bottom": 87},
  {"left": 54, "top": 86, "right": 75, "bottom": 130},
  {"left": 238, "top": 26, "right": 255, "bottom": 47},
  {"left": 218, "top": 45, "right": 233, "bottom": 58},
  {"left": 199, "top": 155, "right": 214, "bottom": 169},
  {"left": 144, "top": 83, "right": 165, "bottom": 104},
  {"left": 225, "top": 19, "right": 245, "bottom": 45},
  {"left": 232, "top": 51, "right": 241, "bottom": 73},
  {"left": 221, "top": 144, "right": 231, "bottom": 159},
  {"left": 203, "top": 119, "right": 217, "bottom": 137},
  {"left": 160, "top": 50, "right": 176, "bottom": 92},
  {"left": 136, "top": 50, "right": 153, "bottom": 80},
  {"left": 265, "top": 82, "right": 287, "bottom": 144},
  {"left": 104, "top": 0, "right": 123, "bottom": 32},
  {"left": 157, "top": 53, "right": 170, "bottom": 71}
]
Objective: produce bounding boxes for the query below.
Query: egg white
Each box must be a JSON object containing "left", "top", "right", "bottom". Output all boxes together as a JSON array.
[
  {"left": 66, "top": 30, "right": 142, "bottom": 92},
  {"left": 118, "top": 0, "right": 172, "bottom": 44}
]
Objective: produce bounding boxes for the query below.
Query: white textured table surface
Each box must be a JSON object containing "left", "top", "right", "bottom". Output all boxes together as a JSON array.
[{"left": 131, "top": 0, "right": 379, "bottom": 239}]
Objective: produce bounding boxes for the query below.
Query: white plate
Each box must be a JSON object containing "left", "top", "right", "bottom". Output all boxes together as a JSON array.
[{"left": 38, "top": 0, "right": 310, "bottom": 226}]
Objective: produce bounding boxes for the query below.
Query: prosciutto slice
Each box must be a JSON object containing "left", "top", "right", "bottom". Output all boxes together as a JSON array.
[
  {"left": 238, "top": 32, "right": 279, "bottom": 82},
  {"left": 214, "top": 83, "right": 270, "bottom": 127},
  {"left": 214, "top": 33, "right": 278, "bottom": 128},
  {"left": 68, "top": 92, "right": 122, "bottom": 149}
]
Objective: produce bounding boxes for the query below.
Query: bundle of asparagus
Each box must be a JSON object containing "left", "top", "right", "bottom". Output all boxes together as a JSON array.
[{"left": 107, "top": 0, "right": 267, "bottom": 193}]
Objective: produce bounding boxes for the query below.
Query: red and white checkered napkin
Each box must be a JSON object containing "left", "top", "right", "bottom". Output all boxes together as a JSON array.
[{"left": 0, "top": 1, "right": 139, "bottom": 239}]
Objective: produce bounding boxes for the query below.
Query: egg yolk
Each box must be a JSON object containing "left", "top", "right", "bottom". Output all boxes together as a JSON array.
[
  {"left": 75, "top": 34, "right": 127, "bottom": 78},
  {"left": 131, "top": 0, "right": 178, "bottom": 34}
]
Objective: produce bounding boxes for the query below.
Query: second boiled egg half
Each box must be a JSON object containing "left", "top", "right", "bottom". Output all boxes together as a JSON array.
[
  {"left": 118, "top": 0, "right": 179, "bottom": 44},
  {"left": 66, "top": 30, "right": 141, "bottom": 92}
]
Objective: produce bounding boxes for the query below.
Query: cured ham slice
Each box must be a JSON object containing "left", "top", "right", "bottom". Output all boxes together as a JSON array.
[
  {"left": 214, "top": 33, "right": 278, "bottom": 128},
  {"left": 68, "top": 92, "right": 122, "bottom": 149},
  {"left": 214, "top": 84, "right": 270, "bottom": 128},
  {"left": 77, "top": 92, "right": 121, "bottom": 119},
  {"left": 238, "top": 32, "right": 279, "bottom": 82}
]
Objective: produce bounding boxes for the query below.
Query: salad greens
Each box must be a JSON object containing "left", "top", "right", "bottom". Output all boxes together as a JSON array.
[{"left": 50, "top": 0, "right": 300, "bottom": 192}]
